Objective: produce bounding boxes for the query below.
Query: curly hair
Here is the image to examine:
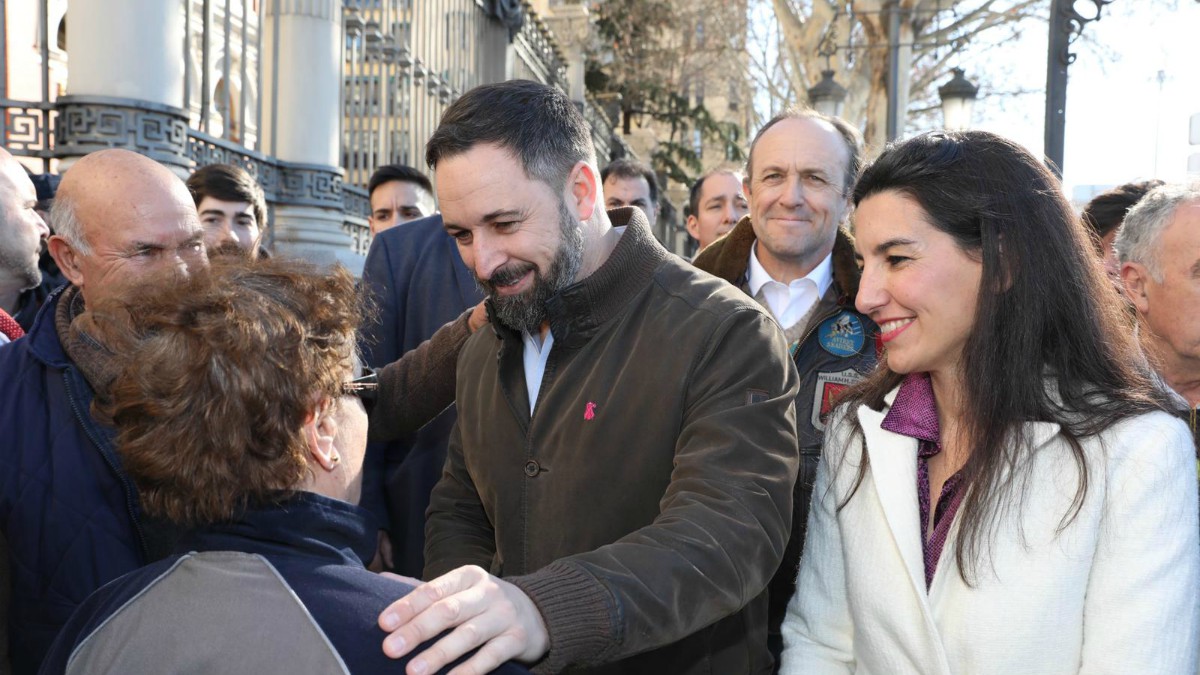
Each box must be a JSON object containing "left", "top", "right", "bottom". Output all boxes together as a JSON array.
[{"left": 92, "top": 256, "right": 363, "bottom": 525}]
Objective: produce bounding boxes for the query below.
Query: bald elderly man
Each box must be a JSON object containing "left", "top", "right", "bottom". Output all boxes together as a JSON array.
[{"left": 0, "top": 149, "right": 207, "bottom": 673}]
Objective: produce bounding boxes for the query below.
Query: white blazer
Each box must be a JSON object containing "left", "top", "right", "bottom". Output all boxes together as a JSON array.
[{"left": 781, "top": 389, "right": 1200, "bottom": 675}]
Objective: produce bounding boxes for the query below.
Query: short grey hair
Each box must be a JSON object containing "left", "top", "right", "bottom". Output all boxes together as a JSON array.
[
  {"left": 1115, "top": 182, "right": 1200, "bottom": 282},
  {"left": 49, "top": 192, "right": 91, "bottom": 255}
]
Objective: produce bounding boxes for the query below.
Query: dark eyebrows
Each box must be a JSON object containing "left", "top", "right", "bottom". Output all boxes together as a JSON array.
[
  {"left": 873, "top": 237, "right": 918, "bottom": 256},
  {"left": 200, "top": 208, "right": 251, "bottom": 219},
  {"left": 480, "top": 208, "right": 523, "bottom": 223},
  {"left": 444, "top": 208, "right": 526, "bottom": 232}
]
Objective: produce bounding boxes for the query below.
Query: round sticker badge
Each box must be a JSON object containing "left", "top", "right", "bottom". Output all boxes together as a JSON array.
[{"left": 817, "top": 311, "right": 865, "bottom": 357}]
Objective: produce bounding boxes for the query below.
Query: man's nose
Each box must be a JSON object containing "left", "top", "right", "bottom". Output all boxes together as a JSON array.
[
  {"left": 218, "top": 227, "right": 239, "bottom": 247},
  {"left": 780, "top": 175, "right": 805, "bottom": 206},
  {"left": 471, "top": 234, "right": 506, "bottom": 281}
]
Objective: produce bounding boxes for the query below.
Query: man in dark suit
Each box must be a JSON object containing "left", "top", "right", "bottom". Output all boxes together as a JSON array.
[{"left": 359, "top": 205, "right": 483, "bottom": 576}]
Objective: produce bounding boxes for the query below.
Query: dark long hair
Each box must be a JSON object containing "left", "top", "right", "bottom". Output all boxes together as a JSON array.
[{"left": 839, "top": 130, "right": 1166, "bottom": 583}]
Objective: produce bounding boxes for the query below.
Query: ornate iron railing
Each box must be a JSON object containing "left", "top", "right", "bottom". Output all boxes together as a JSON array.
[
  {"left": 512, "top": 1, "right": 568, "bottom": 93},
  {"left": 0, "top": 0, "right": 626, "bottom": 260},
  {"left": 581, "top": 92, "right": 632, "bottom": 165},
  {"left": 341, "top": 0, "right": 511, "bottom": 187},
  {"left": 0, "top": 99, "right": 55, "bottom": 167}
]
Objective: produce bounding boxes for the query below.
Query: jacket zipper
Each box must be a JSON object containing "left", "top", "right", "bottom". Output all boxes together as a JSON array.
[{"left": 63, "top": 370, "right": 149, "bottom": 562}]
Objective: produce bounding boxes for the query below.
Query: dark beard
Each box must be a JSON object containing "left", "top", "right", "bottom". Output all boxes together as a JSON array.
[{"left": 477, "top": 200, "right": 584, "bottom": 334}]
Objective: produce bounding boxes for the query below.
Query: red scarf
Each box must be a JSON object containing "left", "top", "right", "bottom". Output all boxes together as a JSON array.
[{"left": 0, "top": 308, "right": 24, "bottom": 341}]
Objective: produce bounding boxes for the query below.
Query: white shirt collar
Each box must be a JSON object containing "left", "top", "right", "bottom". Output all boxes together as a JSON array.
[
  {"left": 522, "top": 328, "right": 555, "bottom": 415},
  {"left": 747, "top": 244, "right": 835, "bottom": 298}
]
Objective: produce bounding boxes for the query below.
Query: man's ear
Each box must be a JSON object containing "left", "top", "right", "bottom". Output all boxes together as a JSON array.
[
  {"left": 742, "top": 176, "right": 753, "bottom": 202},
  {"left": 303, "top": 399, "right": 341, "bottom": 472},
  {"left": 48, "top": 235, "right": 85, "bottom": 288},
  {"left": 685, "top": 215, "right": 700, "bottom": 241},
  {"left": 567, "top": 161, "right": 599, "bottom": 222},
  {"left": 1120, "top": 261, "right": 1152, "bottom": 315}
]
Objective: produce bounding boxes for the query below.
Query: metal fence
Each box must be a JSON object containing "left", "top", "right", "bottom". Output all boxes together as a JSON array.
[
  {"left": 581, "top": 92, "right": 631, "bottom": 166},
  {"left": 512, "top": 1, "right": 567, "bottom": 93},
  {"left": 341, "top": 0, "right": 510, "bottom": 187},
  {"left": 0, "top": 0, "right": 58, "bottom": 173},
  {"left": 1, "top": 0, "right": 619, "bottom": 258}
]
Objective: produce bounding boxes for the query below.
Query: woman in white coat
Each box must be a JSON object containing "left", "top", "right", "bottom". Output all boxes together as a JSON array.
[{"left": 781, "top": 130, "right": 1200, "bottom": 675}]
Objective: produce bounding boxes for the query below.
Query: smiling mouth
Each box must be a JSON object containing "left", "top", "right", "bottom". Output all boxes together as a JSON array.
[
  {"left": 492, "top": 269, "right": 533, "bottom": 296},
  {"left": 878, "top": 318, "right": 915, "bottom": 342}
]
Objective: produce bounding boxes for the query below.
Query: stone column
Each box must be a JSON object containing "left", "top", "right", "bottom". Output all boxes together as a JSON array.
[
  {"left": 56, "top": 0, "right": 190, "bottom": 172},
  {"left": 543, "top": 2, "right": 590, "bottom": 104},
  {"left": 261, "top": 0, "right": 361, "bottom": 272}
]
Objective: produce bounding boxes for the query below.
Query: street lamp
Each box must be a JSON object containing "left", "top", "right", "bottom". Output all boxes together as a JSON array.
[
  {"left": 938, "top": 68, "right": 978, "bottom": 130},
  {"left": 808, "top": 70, "right": 848, "bottom": 118},
  {"left": 1045, "top": 0, "right": 1116, "bottom": 176}
]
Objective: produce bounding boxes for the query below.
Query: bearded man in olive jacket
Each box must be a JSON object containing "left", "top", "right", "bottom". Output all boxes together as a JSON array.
[{"left": 375, "top": 81, "right": 800, "bottom": 675}]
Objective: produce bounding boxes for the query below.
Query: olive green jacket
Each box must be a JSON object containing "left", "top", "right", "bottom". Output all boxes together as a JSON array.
[{"left": 426, "top": 208, "right": 800, "bottom": 674}]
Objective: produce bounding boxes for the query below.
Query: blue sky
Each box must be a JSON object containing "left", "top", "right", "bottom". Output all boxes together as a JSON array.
[{"left": 964, "top": 1, "right": 1200, "bottom": 200}]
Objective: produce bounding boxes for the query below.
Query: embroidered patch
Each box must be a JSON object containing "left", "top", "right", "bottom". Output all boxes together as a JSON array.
[
  {"left": 811, "top": 368, "right": 864, "bottom": 431},
  {"left": 584, "top": 401, "right": 597, "bottom": 420},
  {"left": 817, "top": 311, "right": 866, "bottom": 357}
]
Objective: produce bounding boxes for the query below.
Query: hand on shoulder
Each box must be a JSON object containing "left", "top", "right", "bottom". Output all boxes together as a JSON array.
[{"left": 378, "top": 565, "right": 549, "bottom": 674}]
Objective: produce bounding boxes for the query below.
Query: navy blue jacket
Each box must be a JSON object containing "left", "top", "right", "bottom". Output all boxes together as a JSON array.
[
  {"left": 40, "top": 492, "right": 531, "bottom": 675},
  {"left": 359, "top": 214, "right": 482, "bottom": 576},
  {"left": 11, "top": 276, "right": 63, "bottom": 332},
  {"left": 0, "top": 287, "right": 148, "bottom": 674}
]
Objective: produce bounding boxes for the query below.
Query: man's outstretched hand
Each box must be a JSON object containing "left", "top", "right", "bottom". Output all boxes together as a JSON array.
[{"left": 379, "top": 565, "right": 549, "bottom": 675}]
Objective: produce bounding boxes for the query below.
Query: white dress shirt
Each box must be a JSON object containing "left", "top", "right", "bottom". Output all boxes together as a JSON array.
[
  {"left": 748, "top": 246, "right": 834, "bottom": 329},
  {"left": 522, "top": 328, "right": 555, "bottom": 415}
]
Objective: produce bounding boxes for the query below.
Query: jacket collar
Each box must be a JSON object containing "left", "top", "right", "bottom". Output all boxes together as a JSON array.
[
  {"left": 178, "top": 491, "right": 378, "bottom": 568},
  {"left": 488, "top": 206, "right": 669, "bottom": 350},
  {"left": 858, "top": 386, "right": 1062, "bottom": 602},
  {"left": 692, "top": 215, "right": 863, "bottom": 302},
  {"left": 24, "top": 283, "right": 73, "bottom": 369}
]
